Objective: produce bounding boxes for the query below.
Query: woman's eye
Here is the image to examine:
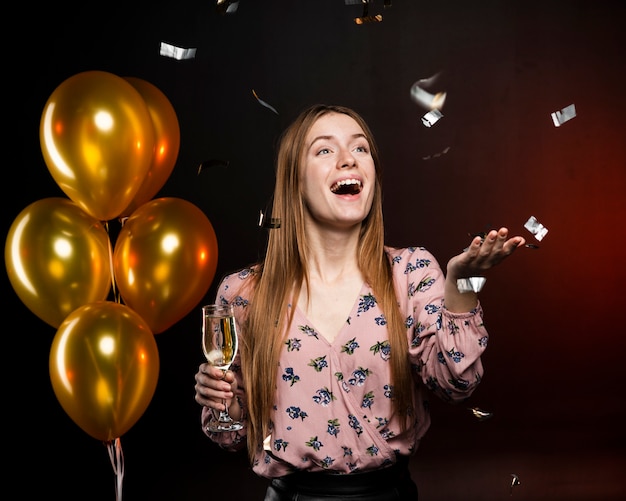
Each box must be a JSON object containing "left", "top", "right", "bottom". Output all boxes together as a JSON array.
[
  {"left": 355, "top": 145, "right": 368, "bottom": 153},
  {"left": 317, "top": 148, "right": 331, "bottom": 155}
]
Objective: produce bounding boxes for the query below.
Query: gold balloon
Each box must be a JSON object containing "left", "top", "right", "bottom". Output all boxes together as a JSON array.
[
  {"left": 49, "top": 301, "right": 159, "bottom": 442},
  {"left": 39, "top": 70, "right": 155, "bottom": 221},
  {"left": 120, "top": 77, "right": 181, "bottom": 217},
  {"left": 4, "top": 197, "right": 112, "bottom": 328},
  {"left": 113, "top": 198, "right": 218, "bottom": 334}
]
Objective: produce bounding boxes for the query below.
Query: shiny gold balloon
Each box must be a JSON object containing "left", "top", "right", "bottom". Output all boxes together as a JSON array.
[
  {"left": 49, "top": 301, "right": 159, "bottom": 441},
  {"left": 120, "top": 77, "right": 181, "bottom": 217},
  {"left": 39, "top": 70, "right": 155, "bottom": 221},
  {"left": 113, "top": 198, "right": 218, "bottom": 334},
  {"left": 4, "top": 197, "right": 112, "bottom": 328}
]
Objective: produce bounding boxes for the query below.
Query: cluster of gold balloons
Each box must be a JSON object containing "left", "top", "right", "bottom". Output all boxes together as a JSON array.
[{"left": 4, "top": 71, "right": 218, "bottom": 442}]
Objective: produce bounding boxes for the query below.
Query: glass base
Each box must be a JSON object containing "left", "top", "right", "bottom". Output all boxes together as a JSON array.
[
  {"left": 206, "top": 410, "right": 243, "bottom": 432},
  {"left": 206, "top": 421, "right": 243, "bottom": 432}
]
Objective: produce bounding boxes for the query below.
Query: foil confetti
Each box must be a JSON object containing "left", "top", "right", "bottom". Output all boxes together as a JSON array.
[
  {"left": 421, "top": 109, "right": 443, "bottom": 127},
  {"left": 410, "top": 73, "right": 447, "bottom": 111},
  {"left": 510, "top": 473, "right": 521, "bottom": 495},
  {"left": 524, "top": 216, "right": 548, "bottom": 241},
  {"left": 198, "top": 159, "right": 229, "bottom": 174},
  {"left": 160, "top": 42, "right": 197, "bottom": 60},
  {"left": 462, "top": 231, "right": 487, "bottom": 252},
  {"left": 469, "top": 407, "right": 493, "bottom": 421},
  {"left": 258, "top": 210, "right": 281, "bottom": 229},
  {"left": 263, "top": 434, "right": 272, "bottom": 451},
  {"left": 551, "top": 103, "right": 576, "bottom": 127},
  {"left": 252, "top": 90, "right": 279, "bottom": 115},
  {"left": 216, "top": 0, "right": 239, "bottom": 14},
  {"left": 422, "top": 146, "right": 450, "bottom": 161},
  {"left": 457, "top": 277, "right": 486, "bottom": 293}
]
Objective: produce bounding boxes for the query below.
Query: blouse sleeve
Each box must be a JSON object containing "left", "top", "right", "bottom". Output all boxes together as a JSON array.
[
  {"left": 389, "top": 246, "right": 488, "bottom": 403},
  {"left": 200, "top": 268, "right": 254, "bottom": 451}
]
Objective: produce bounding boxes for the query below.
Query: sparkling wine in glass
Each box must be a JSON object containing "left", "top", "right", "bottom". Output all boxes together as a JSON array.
[{"left": 202, "top": 304, "right": 243, "bottom": 432}]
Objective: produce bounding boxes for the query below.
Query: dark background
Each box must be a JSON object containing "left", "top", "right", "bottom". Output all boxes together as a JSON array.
[{"left": 5, "top": 1, "right": 625, "bottom": 500}]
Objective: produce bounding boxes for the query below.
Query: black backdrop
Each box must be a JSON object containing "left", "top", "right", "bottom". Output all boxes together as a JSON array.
[{"left": 5, "top": 1, "right": 626, "bottom": 500}]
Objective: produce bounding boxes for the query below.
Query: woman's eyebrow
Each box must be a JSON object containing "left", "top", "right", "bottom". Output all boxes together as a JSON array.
[{"left": 309, "top": 133, "right": 366, "bottom": 147}]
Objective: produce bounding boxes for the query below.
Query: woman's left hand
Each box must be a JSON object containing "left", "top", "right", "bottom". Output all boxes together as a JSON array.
[{"left": 447, "top": 227, "right": 526, "bottom": 278}]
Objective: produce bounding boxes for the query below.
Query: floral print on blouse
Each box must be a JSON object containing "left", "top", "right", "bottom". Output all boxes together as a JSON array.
[{"left": 201, "top": 246, "right": 488, "bottom": 479}]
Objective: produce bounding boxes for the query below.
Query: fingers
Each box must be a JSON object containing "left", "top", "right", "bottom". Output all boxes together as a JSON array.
[{"left": 194, "top": 367, "right": 235, "bottom": 408}]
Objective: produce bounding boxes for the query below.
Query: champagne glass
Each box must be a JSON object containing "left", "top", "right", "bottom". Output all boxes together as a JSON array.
[{"left": 202, "top": 304, "right": 243, "bottom": 432}]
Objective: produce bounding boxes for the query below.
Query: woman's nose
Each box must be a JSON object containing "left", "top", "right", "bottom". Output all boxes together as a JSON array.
[{"left": 339, "top": 150, "right": 356, "bottom": 168}]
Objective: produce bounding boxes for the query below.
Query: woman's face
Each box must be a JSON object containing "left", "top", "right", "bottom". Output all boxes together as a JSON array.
[{"left": 300, "top": 112, "right": 376, "bottom": 230}]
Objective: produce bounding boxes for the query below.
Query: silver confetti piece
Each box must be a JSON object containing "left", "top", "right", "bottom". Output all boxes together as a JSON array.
[
  {"left": 457, "top": 277, "right": 486, "bottom": 293},
  {"left": 159, "top": 42, "right": 197, "bottom": 60},
  {"left": 421, "top": 109, "right": 443, "bottom": 127},
  {"left": 410, "top": 73, "right": 447, "bottom": 111},
  {"left": 523, "top": 216, "right": 548, "bottom": 241},
  {"left": 216, "top": 0, "right": 239, "bottom": 14},
  {"left": 551, "top": 103, "right": 576, "bottom": 127},
  {"left": 510, "top": 473, "right": 521, "bottom": 495},
  {"left": 422, "top": 146, "right": 450, "bottom": 161}
]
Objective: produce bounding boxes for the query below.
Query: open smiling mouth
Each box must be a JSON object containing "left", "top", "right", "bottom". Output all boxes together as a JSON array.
[{"left": 330, "top": 179, "right": 362, "bottom": 195}]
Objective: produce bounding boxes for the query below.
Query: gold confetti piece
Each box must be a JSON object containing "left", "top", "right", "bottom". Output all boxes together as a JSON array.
[
  {"left": 551, "top": 103, "right": 576, "bottom": 127},
  {"left": 355, "top": 14, "right": 382, "bottom": 24},
  {"left": 457, "top": 277, "right": 486, "bottom": 293},
  {"left": 469, "top": 407, "right": 493, "bottom": 421},
  {"left": 159, "top": 41, "right": 197, "bottom": 60},
  {"left": 353, "top": 0, "right": 384, "bottom": 24},
  {"left": 421, "top": 109, "right": 443, "bottom": 127},
  {"left": 252, "top": 89, "right": 279, "bottom": 115},
  {"left": 258, "top": 210, "right": 281, "bottom": 229},
  {"left": 198, "top": 159, "right": 229, "bottom": 174},
  {"left": 523, "top": 216, "right": 548, "bottom": 241}
]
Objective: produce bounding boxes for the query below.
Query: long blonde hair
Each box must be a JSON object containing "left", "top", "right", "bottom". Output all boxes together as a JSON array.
[{"left": 239, "top": 104, "right": 411, "bottom": 462}]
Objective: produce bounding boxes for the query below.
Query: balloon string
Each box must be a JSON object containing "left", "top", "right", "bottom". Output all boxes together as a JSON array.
[
  {"left": 103, "top": 220, "right": 122, "bottom": 304},
  {"left": 106, "top": 438, "right": 125, "bottom": 501}
]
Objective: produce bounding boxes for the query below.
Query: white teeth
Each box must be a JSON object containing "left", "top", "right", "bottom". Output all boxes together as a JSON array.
[{"left": 331, "top": 179, "right": 362, "bottom": 193}]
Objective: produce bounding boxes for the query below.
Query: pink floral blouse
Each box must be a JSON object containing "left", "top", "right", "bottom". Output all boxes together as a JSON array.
[{"left": 201, "top": 246, "right": 488, "bottom": 479}]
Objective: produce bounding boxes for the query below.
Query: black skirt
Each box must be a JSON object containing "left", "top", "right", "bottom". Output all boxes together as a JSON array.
[{"left": 264, "top": 456, "right": 418, "bottom": 501}]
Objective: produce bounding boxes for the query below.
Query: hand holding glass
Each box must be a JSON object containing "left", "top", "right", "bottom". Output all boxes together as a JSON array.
[{"left": 202, "top": 304, "right": 243, "bottom": 432}]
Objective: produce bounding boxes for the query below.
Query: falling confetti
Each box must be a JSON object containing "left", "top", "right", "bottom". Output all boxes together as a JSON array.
[
  {"left": 422, "top": 146, "right": 451, "bottom": 161},
  {"left": 510, "top": 473, "right": 521, "bottom": 496},
  {"left": 216, "top": 0, "right": 239, "bottom": 14},
  {"left": 410, "top": 73, "right": 447, "bottom": 111},
  {"left": 524, "top": 216, "right": 548, "bottom": 241},
  {"left": 551, "top": 103, "right": 576, "bottom": 127},
  {"left": 457, "top": 277, "right": 486, "bottom": 293},
  {"left": 469, "top": 407, "right": 493, "bottom": 421},
  {"left": 258, "top": 210, "right": 281, "bottom": 229},
  {"left": 421, "top": 109, "right": 443, "bottom": 127},
  {"left": 462, "top": 231, "right": 487, "bottom": 252},
  {"left": 252, "top": 90, "right": 279, "bottom": 115},
  {"left": 159, "top": 41, "right": 197, "bottom": 60},
  {"left": 350, "top": 0, "right": 385, "bottom": 24},
  {"left": 198, "top": 159, "right": 229, "bottom": 174}
]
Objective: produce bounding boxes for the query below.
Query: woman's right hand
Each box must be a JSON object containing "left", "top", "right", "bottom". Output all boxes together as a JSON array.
[{"left": 194, "top": 362, "right": 238, "bottom": 413}]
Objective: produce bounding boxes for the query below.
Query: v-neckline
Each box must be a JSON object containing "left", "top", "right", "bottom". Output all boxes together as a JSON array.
[{"left": 294, "top": 282, "right": 367, "bottom": 345}]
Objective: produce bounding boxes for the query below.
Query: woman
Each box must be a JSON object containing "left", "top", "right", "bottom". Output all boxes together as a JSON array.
[{"left": 194, "top": 104, "right": 525, "bottom": 500}]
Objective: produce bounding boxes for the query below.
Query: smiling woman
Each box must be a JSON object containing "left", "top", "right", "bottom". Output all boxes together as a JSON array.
[{"left": 193, "top": 104, "right": 526, "bottom": 500}]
